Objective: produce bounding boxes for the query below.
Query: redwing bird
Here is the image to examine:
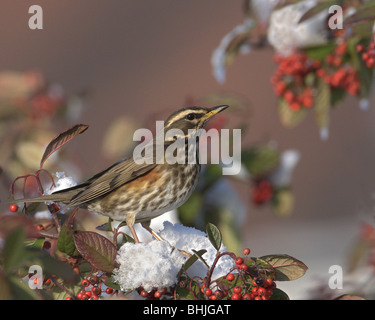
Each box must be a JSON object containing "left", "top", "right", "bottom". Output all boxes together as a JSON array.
[{"left": 14, "top": 105, "right": 229, "bottom": 242}]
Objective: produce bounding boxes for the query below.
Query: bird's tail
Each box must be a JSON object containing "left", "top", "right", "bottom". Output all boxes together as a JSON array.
[
  {"left": 11, "top": 186, "right": 85, "bottom": 205},
  {"left": 12, "top": 193, "right": 70, "bottom": 204}
]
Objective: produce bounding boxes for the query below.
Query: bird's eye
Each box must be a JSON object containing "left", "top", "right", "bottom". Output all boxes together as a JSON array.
[{"left": 186, "top": 113, "right": 195, "bottom": 120}]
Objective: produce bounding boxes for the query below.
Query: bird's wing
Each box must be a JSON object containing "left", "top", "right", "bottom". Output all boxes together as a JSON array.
[{"left": 67, "top": 158, "right": 156, "bottom": 207}]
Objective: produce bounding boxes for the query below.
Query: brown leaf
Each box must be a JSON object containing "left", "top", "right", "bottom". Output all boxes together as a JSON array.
[
  {"left": 73, "top": 231, "right": 117, "bottom": 273},
  {"left": 40, "top": 124, "right": 89, "bottom": 168},
  {"left": 259, "top": 254, "right": 308, "bottom": 281}
]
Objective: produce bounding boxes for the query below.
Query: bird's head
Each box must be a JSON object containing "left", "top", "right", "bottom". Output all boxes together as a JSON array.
[{"left": 164, "top": 105, "right": 229, "bottom": 134}]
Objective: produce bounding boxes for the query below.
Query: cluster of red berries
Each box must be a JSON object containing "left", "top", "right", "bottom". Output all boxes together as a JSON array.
[
  {"left": 251, "top": 180, "right": 273, "bottom": 206},
  {"left": 198, "top": 248, "right": 276, "bottom": 300},
  {"left": 271, "top": 52, "right": 319, "bottom": 112},
  {"left": 226, "top": 250, "right": 276, "bottom": 300},
  {"left": 316, "top": 41, "right": 360, "bottom": 95},
  {"left": 357, "top": 39, "right": 375, "bottom": 68},
  {"left": 69, "top": 275, "right": 115, "bottom": 300},
  {"left": 229, "top": 276, "right": 276, "bottom": 301}
]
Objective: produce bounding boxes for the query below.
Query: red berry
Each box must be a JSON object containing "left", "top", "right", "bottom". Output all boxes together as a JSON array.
[
  {"left": 226, "top": 273, "right": 235, "bottom": 281},
  {"left": 90, "top": 276, "right": 98, "bottom": 285},
  {"left": 81, "top": 279, "right": 90, "bottom": 287},
  {"left": 90, "top": 294, "right": 99, "bottom": 300},
  {"left": 266, "top": 289, "right": 274, "bottom": 298},
  {"left": 106, "top": 287, "right": 114, "bottom": 294},
  {"left": 205, "top": 288, "right": 212, "bottom": 296},
  {"left": 209, "top": 294, "right": 217, "bottom": 300},
  {"left": 284, "top": 90, "right": 294, "bottom": 103},
  {"left": 65, "top": 296, "right": 73, "bottom": 300},
  {"left": 85, "top": 290, "right": 92, "bottom": 298},
  {"left": 243, "top": 248, "right": 250, "bottom": 255},
  {"left": 235, "top": 257, "right": 243, "bottom": 265},
  {"left": 240, "top": 263, "right": 248, "bottom": 271},
  {"left": 254, "top": 296, "right": 262, "bottom": 300},
  {"left": 356, "top": 44, "right": 364, "bottom": 52},
  {"left": 140, "top": 290, "right": 149, "bottom": 297},
  {"left": 265, "top": 278, "right": 274, "bottom": 287},
  {"left": 290, "top": 101, "right": 300, "bottom": 112},
  {"left": 73, "top": 267, "right": 80, "bottom": 275},
  {"left": 44, "top": 278, "right": 51, "bottom": 286},
  {"left": 43, "top": 241, "right": 51, "bottom": 250},
  {"left": 92, "top": 286, "right": 101, "bottom": 296},
  {"left": 233, "top": 286, "right": 242, "bottom": 294},
  {"left": 76, "top": 292, "right": 84, "bottom": 300},
  {"left": 231, "top": 293, "right": 242, "bottom": 300},
  {"left": 258, "top": 287, "right": 267, "bottom": 296},
  {"left": 243, "top": 293, "right": 252, "bottom": 300},
  {"left": 9, "top": 204, "right": 18, "bottom": 212}
]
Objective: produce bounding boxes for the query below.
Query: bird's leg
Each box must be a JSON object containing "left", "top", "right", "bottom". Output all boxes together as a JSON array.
[
  {"left": 141, "top": 221, "right": 191, "bottom": 258},
  {"left": 126, "top": 213, "right": 140, "bottom": 243},
  {"left": 141, "top": 221, "right": 164, "bottom": 241}
]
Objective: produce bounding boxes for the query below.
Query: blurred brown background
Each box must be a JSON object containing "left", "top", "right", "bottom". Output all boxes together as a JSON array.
[{"left": 1, "top": 1, "right": 375, "bottom": 298}]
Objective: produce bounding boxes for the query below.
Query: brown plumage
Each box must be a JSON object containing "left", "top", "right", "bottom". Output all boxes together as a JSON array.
[{"left": 15, "top": 105, "right": 228, "bottom": 242}]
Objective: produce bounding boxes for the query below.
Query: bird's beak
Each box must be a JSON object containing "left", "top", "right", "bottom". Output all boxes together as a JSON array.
[{"left": 202, "top": 105, "right": 229, "bottom": 121}]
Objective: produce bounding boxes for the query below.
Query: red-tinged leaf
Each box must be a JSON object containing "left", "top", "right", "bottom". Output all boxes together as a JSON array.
[
  {"left": 259, "top": 254, "right": 308, "bottom": 281},
  {"left": 269, "top": 288, "right": 290, "bottom": 300},
  {"left": 73, "top": 231, "right": 117, "bottom": 273},
  {"left": 40, "top": 124, "right": 89, "bottom": 168}
]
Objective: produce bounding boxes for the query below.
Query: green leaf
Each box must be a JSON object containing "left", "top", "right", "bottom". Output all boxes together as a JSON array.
[
  {"left": 104, "top": 277, "right": 121, "bottom": 291},
  {"left": 206, "top": 223, "right": 222, "bottom": 251},
  {"left": 183, "top": 249, "right": 207, "bottom": 271},
  {"left": 57, "top": 225, "right": 77, "bottom": 256},
  {"left": 217, "top": 208, "right": 242, "bottom": 255},
  {"left": 278, "top": 98, "right": 308, "bottom": 129},
  {"left": 39, "top": 254, "right": 78, "bottom": 283},
  {"left": 304, "top": 43, "right": 336, "bottom": 61},
  {"left": 241, "top": 145, "right": 280, "bottom": 177},
  {"left": 259, "top": 254, "right": 308, "bottom": 281},
  {"left": 270, "top": 287, "right": 290, "bottom": 300},
  {"left": 8, "top": 276, "right": 40, "bottom": 300},
  {"left": 191, "top": 249, "right": 210, "bottom": 270},
  {"left": 74, "top": 231, "right": 118, "bottom": 273},
  {"left": 2, "top": 227, "right": 27, "bottom": 271}
]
